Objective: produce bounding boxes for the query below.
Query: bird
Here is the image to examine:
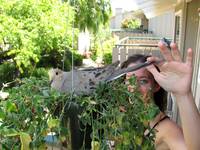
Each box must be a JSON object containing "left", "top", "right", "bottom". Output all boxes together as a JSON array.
[{"left": 48, "top": 61, "right": 120, "bottom": 95}]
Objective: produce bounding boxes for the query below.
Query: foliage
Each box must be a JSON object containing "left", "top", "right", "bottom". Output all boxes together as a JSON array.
[
  {"left": 37, "top": 50, "right": 83, "bottom": 72},
  {"left": 80, "top": 77, "right": 159, "bottom": 149},
  {"left": 0, "top": 0, "right": 111, "bottom": 82},
  {"left": 90, "top": 27, "right": 115, "bottom": 64},
  {"left": 0, "top": 0, "right": 75, "bottom": 73},
  {"left": 67, "top": 0, "right": 112, "bottom": 33},
  {"left": 0, "top": 77, "right": 70, "bottom": 149},
  {"left": 0, "top": 76, "right": 159, "bottom": 149},
  {"left": 0, "top": 62, "right": 18, "bottom": 87},
  {"left": 121, "top": 18, "right": 141, "bottom": 29},
  {"left": 63, "top": 50, "right": 83, "bottom": 70},
  {"left": 30, "top": 67, "right": 49, "bottom": 79},
  {"left": 103, "top": 52, "right": 112, "bottom": 64}
]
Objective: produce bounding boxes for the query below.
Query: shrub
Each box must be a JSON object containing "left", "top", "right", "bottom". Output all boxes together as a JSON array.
[
  {"left": 36, "top": 49, "right": 83, "bottom": 71},
  {"left": 31, "top": 68, "right": 49, "bottom": 78},
  {"left": 90, "top": 27, "right": 115, "bottom": 64},
  {"left": 103, "top": 53, "right": 112, "bottom": 64},
  {"left": 0, "top": 62, "right": 18, "bottom": 87},
  {"left": 0, "top": 76, "right": 159, "bottom": 149},
  {"left": 0, "top": 0, "right": 75, "bottom": 73},
  {"left": 0, "top": 77, "right": 70, "bottom": 149},
  {"left": 121, "top": 18, "right": 141, "bottom": 29}
]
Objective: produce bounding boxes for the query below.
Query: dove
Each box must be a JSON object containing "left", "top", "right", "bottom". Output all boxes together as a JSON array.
[{"left": 48, "top": 61, "right": 120, "bottom": 95}]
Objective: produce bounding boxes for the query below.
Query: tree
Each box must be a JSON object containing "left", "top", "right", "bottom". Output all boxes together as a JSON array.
[
  {"left": 121, "top": 18, "right": 141, "bottom": 29},
  {"left": 0, "top": 0, "right": 112, "bottom": 74},
  {"left": 0, "top": 0, "right": 75, "bottom": 72},
  {"left": 67, "top": 0, "right": 112, "bottom": 33}
]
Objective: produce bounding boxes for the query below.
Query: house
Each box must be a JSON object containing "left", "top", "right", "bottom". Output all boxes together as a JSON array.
[{"left": 110, "top": 8, "right": 148, "bottom": 31}]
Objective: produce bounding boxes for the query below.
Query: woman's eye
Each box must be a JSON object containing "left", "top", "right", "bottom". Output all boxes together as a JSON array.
[{"left": 138, "top": 79, "right": 148, "bottom": 85}]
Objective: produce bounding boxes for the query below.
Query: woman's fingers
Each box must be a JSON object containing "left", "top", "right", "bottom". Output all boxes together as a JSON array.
[
  {"left": 146, "top": 63, "right": 162, "bottom": 81},
  {"left": 170, "top": 42, "right": 182, "bottom": 61},
  {"left": 158, "top": 41, "right": 174, "bottom": 62},
  {"left": 186, "top": 48, "right": 193, "bottom": 66},
  {"left": 147, "top": 57, "right": 164, "bottom": 69}
]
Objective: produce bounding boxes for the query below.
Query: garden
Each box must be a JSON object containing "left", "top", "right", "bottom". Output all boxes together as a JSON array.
[{"left": 0, "top": 0, "right": 159, "bottom": 149}]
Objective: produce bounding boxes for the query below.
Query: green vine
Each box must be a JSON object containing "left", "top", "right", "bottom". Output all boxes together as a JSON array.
[
  {"left": 80, "top": 77, "right": 159, "bottom": 149},
  {"left": 0, "top": 76, "right": 159, "bottom": 149}
]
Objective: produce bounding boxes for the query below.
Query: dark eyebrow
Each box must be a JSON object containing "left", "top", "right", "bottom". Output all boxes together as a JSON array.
[{"left": 138, "top": 76, "right": 150, "bottom": 79}]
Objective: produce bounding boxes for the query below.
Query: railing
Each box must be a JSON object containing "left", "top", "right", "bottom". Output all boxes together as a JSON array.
[
  {"left": 112, "top": 29, "right": 155, "bottom": 39},
  {"left": 118, "top": 36, "right": 172, "bottom": 45},
  {"left": 112, "top": 36, "right": 173, "bottom": 64},
  {"left": 113, "top": 37, "right": 165, "bottom": 64},
  {"left": 112, "top": 43, "right": 161, "bottom": 64}
]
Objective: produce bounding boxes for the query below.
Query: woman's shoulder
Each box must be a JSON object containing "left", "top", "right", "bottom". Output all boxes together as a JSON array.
[
  {"left": 156, "top": 117, "right": 182, "bottom": 140},
  {"left": 155, "top": 117, "right": 187, "bottom": 150}
]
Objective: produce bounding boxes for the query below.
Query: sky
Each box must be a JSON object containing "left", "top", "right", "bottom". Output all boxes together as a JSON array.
[{"left": 110, "top": 0, "right": 138, "bottom": 14}]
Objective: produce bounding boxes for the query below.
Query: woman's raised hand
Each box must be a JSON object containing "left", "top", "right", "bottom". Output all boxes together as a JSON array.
[{"left": 146, "top": 41, "right": 193, "bottom": 97}]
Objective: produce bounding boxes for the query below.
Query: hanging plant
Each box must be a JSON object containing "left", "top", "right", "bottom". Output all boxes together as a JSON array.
[
  {"left": 79, "top": 76, "right": 159, "bottom": 149},
  {"left": 0, "top": 75, "right": 159, "bottom": 149}
]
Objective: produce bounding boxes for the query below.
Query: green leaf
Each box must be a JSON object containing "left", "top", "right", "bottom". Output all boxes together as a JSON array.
[
  {"left": 116, "top": 113, "right": 124, "bottom": 126},
  {"left": 6, "top": 101, "right": 17, "bottom": 112},
  {"left": 20, "top": 132, "right": 31, "bottom": 150},
  {"left": 42, "top": 90, "right": 49, "bottom": 97},
  {"left": 122, "top": 131, "right": 130, "bottom": 145},
  {"left": 91, "top": 141, "right": 100, "bottom": 150},
  {"left": 47, "top": 118, "right": 60, "bottom": 128},
  {"left": 1, "top": 128, "right": 18, "bottom": 137},
  {"left": 0, "top": 109, "right": 6, "bottom": 119}
]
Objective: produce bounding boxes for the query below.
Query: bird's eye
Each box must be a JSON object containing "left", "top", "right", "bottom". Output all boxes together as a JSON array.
[{"left": 56, "top": 72, "right": 58, "bottom": 75}]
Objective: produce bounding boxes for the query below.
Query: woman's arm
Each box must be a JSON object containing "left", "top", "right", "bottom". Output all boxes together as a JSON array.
[
  {"left": 158, "top": 119, "right": 187, "bottom": 150},
  {"left": 146, "top": 42, "right": 200, "bottom": 150},
  {"left": 174, "top": 92, "right": 200, "bottom": 150}
]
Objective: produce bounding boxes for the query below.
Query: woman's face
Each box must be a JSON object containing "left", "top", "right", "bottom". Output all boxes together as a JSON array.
[{"left": 126, "top": 63, "right": 160, "bottom": 102}]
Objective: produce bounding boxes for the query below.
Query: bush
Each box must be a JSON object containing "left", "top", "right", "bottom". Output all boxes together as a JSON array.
[
  {"left": 37, "top": 49, "right": 83, "bottom": 71},
  {"left": 90, "top": 27, "right": 115, "bottom": 64},
  {"left": 31, "top": 68, "right": 49, "bottom": 78},
  {"left": 0, "top": 77, "right": 70, "bottom": 149},
  {"left": 121, "top": 18, "right": 141, "bottom": 29},
  {"left": 103, "top": 53, "right": 112, "bottom": 64},
  {"left": 63, "top": 50, "right": 83, "bottom": 71},
  {"left": 0, "top": 0, "right": 75, "bottom": 73},
  {"left": 0, "top": 76, "right": 159, "bottom": 149},
  {"left": 0, "top": 62, "right": 18, "bottom": 87}
]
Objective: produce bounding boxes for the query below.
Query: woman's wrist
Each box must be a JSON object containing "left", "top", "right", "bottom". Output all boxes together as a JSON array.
[{"left": 172, "top": 90, "right": 193, "bottom": 103}]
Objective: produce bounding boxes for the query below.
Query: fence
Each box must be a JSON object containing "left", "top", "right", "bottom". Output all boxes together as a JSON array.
[{"left": 112, "top": 31, "right": 155, "bottom": 40}]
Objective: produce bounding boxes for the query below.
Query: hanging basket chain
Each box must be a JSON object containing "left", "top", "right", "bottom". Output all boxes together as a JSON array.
[{"left": 59, "top": 0, "right": 76, "bottom": 131}]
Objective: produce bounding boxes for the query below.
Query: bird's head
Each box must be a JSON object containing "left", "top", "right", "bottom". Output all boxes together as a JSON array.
[{"left": 48, "top": 68, "right": 64, "bottom": 85}]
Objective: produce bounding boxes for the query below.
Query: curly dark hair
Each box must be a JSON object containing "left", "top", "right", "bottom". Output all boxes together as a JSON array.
[{"left": 121, "top": 54, "right": 167, "bottom": 112}]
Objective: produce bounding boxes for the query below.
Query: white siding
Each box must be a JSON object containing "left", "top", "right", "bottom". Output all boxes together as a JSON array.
[{"left": 148, "top": 11, "right": 175, "bottom": 38}]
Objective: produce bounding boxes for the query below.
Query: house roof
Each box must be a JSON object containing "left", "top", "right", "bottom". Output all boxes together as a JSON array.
[{"left": 132, "top": 0, "right": 177, "bottom": 18}]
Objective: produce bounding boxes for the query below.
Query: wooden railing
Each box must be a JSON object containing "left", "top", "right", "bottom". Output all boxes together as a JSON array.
[{"left": 112, "top": 29, "right": 154, "bottom": 39}]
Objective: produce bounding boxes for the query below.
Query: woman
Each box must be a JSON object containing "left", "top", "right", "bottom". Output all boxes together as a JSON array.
[
  {"left": 121, "top": 47, "right": 187, "bottom": 149},
  {"left": 122, "top": 42, "right": 200, "bottom": 150},
  {"left": 146, "top": 42, "right": 200, "bottom": 150}
]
